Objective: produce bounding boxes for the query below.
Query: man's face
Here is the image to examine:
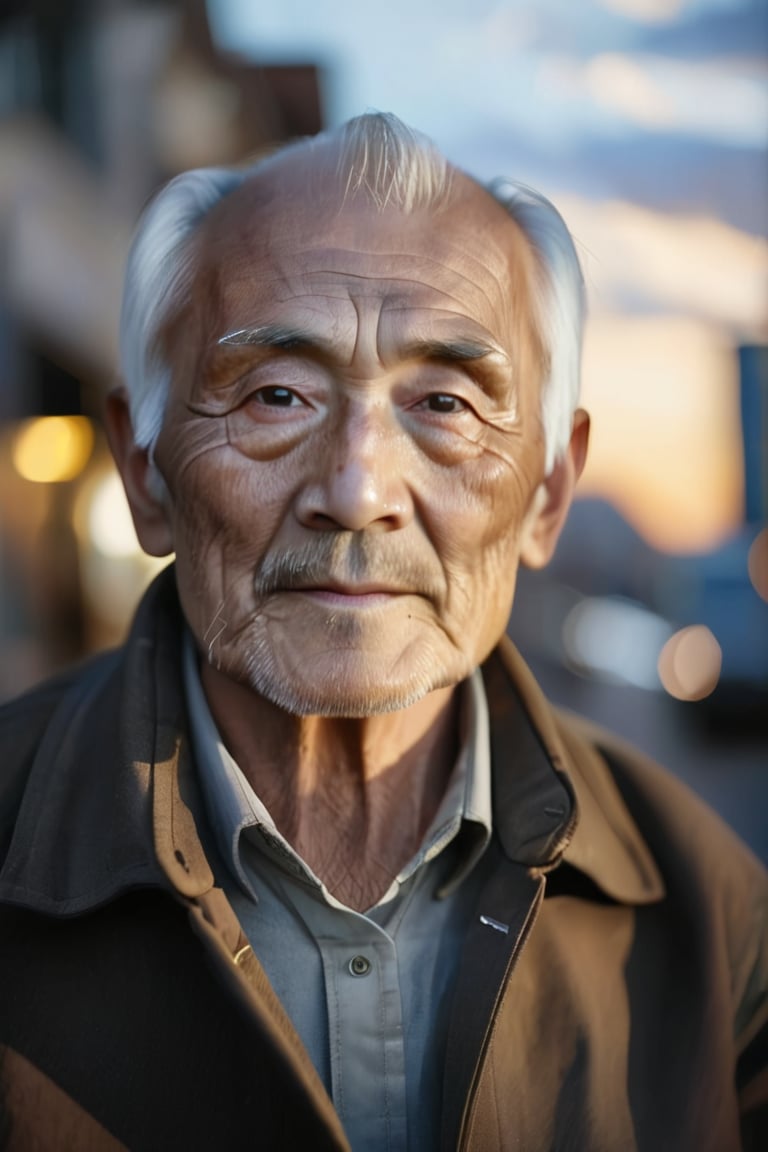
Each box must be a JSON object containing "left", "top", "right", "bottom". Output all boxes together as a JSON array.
[{"left": 153, "top": 156, "right": 548, "bottom": 717}]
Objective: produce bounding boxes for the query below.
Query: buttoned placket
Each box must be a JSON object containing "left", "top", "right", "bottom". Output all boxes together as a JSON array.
[
  {"left": 226, "top": 824, "right": 493, "bottom": 1152},
  {"left": 286, "top": 887, "right": 409, "bottom": 1152}
]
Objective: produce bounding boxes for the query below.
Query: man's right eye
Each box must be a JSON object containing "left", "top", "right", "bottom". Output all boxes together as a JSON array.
[{"left": 253, "top": 386, "right": 300, "bottom": 407}]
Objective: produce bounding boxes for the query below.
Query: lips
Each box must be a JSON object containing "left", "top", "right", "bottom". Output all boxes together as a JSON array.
[
  {"left": 290, "top": 584, "right": 408, "bottom": 607},
  {"left": 293, "top": 581, "right": 406, "bottom": 596}
]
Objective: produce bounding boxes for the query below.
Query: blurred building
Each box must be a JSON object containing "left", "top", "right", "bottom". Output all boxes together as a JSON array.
[{"left": 0, "top": 0, "right": 323, "bottom": 694}]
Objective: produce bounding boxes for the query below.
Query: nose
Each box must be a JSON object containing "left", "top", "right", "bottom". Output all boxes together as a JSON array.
[{"left": 295, "top": 401, "right": 414, "bottom": 533}]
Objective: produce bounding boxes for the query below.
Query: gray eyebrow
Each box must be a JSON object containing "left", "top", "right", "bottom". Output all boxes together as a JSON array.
[
  {"left": 217, "top": 327, "right": 512, "bottom": 373},
  {"left": 400, "top": 337, "right": 510, "bottom": 365},
  {"left": 217, "top": 324, "right": 332, "bottom": 353}
]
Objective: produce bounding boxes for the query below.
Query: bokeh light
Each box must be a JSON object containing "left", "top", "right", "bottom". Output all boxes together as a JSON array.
[
  {"left": 86, "top": 470, "right": 142, "bottom": 558},
  {"left": 562, "top": 596, "right": 671, "bottom": 688},
  {"left": 747, "top": 529, "right": 768, "bottom": 604},
  {"left": 11, "top": 416, "right": 94, "bottom": 484},
  {"left": 657, "top": 625, "right": 722, "bottom": 701}
]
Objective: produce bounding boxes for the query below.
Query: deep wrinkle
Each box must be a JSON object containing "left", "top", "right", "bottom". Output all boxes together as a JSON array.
[{"left": 216, "top": 245, "right": 509, "bottom": 322}]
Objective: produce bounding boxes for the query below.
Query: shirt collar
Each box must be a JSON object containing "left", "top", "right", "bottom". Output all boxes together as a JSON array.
[{"left": 183, "top": 630, "right": 492, "bottom": 906}]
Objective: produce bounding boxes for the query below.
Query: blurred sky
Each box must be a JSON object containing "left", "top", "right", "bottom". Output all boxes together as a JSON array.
[
  {"left": 209, "top": 0, "right": 767, "bottom": 230},
  {"left": 209, "top": 0, "right": 768, "bottom": 553}
]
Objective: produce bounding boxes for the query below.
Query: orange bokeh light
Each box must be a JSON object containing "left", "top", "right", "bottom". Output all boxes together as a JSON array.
[{"left": 658, "top": 625, "right": 722, "bottom": 701}]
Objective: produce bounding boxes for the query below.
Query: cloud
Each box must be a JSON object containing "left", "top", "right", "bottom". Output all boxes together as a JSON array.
[
  {"left": 583, "top": 53, "right": 768, "bottom": 146},
  {"left": 557, "top": 194, "right": 768, "bottom": 333},
  {"left": 585, "top": 53, "right": 675, "bottom": 125},
  {"left": 598, "top": 0, "right": 687, "bottom": 24}
]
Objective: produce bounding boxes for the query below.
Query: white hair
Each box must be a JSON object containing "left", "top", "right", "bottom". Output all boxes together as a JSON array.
[
  {"left": 119, "top": 166, "right": 243, "bottom": 454},
  {"left": 119, "top": 112, "right": 585, "bottom": 473},
  {"left": 489, "top": 179, "right": 586, "bottom": 472}
]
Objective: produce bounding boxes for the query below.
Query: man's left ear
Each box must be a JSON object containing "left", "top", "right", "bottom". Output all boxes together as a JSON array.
[{"left": 520, "top": 408, "right": 590, "bottom": 570}]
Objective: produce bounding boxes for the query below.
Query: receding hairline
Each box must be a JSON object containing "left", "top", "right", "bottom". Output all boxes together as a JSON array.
[
  {"left": 189, "top": 128, "right": 460, "bottom": 242},
  {"left": 166, "top": 148, "right": 548, "bottom": 387}
]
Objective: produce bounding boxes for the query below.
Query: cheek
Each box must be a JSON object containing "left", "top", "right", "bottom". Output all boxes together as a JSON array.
[
  {"left": 161, "top": 421, "right": 292, "bottom": 604},
  {"left": 429, "top": 434, "right": 543, "bottom": 649},
  {"left": 435, "top": 432, "right": 542, "bottom": 565}
]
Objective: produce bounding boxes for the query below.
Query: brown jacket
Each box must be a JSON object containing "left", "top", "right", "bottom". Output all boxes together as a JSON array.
[{"left": 0, "top": 568, "right": 766, "bottom": 1151}]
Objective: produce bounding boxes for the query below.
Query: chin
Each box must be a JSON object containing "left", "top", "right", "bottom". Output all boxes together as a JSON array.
[
  {"left": 258, "top": 685, "right": 430, "bottom": 719},
  {"left": 245, "top": 665, "right": 439, "bottom": 718},
  {"left": 237, "top": 638, "right": 464, "bottom": 718}
]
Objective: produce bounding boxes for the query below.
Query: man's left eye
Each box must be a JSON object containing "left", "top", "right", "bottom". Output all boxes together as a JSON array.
[
  {"left": 424, "top": 393, "right": 466, "bottom": 413},
  {"left": 254, "top": 386, "right": 301, "bottom": 407}
]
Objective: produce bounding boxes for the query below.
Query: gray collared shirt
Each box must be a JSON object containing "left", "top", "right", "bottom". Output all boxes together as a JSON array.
[{"left": 183, "top": 634, "right": 492, "bottom": 1152}]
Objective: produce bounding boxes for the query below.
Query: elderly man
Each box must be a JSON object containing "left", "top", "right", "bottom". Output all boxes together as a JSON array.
[{"left": 0, "top": 113, "right": 765, "bottom": 1151}]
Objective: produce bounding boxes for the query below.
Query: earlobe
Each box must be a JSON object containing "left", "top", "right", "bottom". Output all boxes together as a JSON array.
[
  {"left": 520, "top": 408, "right": 590, "bottom": 570},
  {"left": 103, "top": 387, "right": 174, "bottom": 558}
]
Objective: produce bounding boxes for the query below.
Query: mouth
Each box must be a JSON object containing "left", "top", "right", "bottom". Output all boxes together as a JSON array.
[{"left": 289, "top": 582, "right": 411, "bottom": 608}]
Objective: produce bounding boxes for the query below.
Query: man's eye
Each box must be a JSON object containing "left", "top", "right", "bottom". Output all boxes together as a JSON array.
[
  {"left": 253, "top": 386, "right": 301, "bottom": 407},
  {"left": 425, "top": 393, "right": 466, "bottom": 413}
]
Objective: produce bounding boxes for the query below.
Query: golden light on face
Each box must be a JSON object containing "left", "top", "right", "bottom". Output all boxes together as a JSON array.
[{"left": 153, "top": 157, "right": 553, "bottom": 717}]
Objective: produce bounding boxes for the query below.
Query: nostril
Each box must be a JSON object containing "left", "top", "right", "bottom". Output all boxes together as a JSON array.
[
  {"left": 294, "top": 446, "right": 414, "bottom": 534},
  {"left": 308, "top": 511, "right": 345, "bottom": 531}
]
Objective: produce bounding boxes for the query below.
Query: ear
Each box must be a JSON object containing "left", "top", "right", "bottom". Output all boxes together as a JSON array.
[
  {"left": 104, "top": 386, "right": 174, "bottom": 558},
  {"left": 520, "top": 408, "right": 590, "bottom": 570}
]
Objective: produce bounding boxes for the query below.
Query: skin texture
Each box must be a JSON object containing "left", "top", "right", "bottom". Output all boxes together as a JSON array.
[{"left": 109, "top": 144, "right": 589, "bottom": 908}]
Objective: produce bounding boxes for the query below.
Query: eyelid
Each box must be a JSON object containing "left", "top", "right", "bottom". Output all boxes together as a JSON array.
[{"left": 204, "top": 358, "right": 327, "bottom": 412}]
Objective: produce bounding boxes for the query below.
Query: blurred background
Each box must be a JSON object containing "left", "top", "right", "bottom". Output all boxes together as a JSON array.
[{"left": 1, "top": 0, "right": 766, "bottom": 854}]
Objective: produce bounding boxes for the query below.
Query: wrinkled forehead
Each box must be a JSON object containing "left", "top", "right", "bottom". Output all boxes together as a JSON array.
[{"left": 186, "top": 147, "right": 541, "bottom": 361}]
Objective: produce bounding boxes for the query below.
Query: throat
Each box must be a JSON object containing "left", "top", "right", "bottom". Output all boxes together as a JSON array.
[
  {"left": 200, "top": 663, "right": 462, "bottom": 912},
  {"left": 265, "top": 703, "right": 459, "bottom": 911},
  {"left": 288, "top": 792, "right": 421, "bottom": 911}
]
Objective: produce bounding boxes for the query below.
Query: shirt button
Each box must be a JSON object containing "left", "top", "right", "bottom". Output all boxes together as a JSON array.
[{"left": 348, "top": 954, "right": 372, "bottom": 977}]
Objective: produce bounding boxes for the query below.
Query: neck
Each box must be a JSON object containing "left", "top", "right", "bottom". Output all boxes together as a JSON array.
[{"left": 200, "top": 663, "right": 462, "bottom": 910}]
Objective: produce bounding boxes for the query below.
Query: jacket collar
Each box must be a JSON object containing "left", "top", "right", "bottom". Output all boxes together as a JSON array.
[
  {"left": 484, "top": 643, "right": 664, "bottom": 903},
  {"left": 0, "top": 567, "right": 663, "bottom": 915}
]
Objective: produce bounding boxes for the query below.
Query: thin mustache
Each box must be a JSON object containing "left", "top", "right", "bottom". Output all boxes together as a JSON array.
[{"left": 254, "top": 537, "right": 442, "bottom": 600}]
